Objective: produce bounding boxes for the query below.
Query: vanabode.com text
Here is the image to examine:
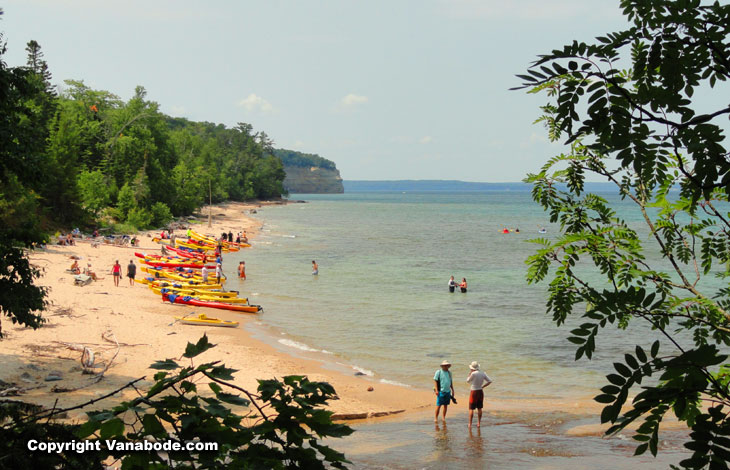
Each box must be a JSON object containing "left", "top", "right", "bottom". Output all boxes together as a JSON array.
[{"left": 27, "top": 439, "right": 218, "bottom": 454}]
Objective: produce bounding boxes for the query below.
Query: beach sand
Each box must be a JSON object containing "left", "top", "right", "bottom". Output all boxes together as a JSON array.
[{"left": 0, "top": 201, "right": 432, "bottom": 423}]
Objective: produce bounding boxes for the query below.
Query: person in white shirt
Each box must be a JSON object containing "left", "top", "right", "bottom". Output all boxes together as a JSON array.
[
  {"left": 466, "top": 361, "right": 492, "bottom": 428},
  {"left": 201, "top": 265, "right": 209, "bottom": 283}
]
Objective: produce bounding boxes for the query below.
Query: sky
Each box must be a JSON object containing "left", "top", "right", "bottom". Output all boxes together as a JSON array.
[{"left": 0, "top": 0, "right": 630, "bottom": 182}]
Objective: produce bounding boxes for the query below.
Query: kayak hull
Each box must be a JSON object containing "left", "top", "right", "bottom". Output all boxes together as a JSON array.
[
  {"left": 176, "top": 314, "right": 239, "bottom": 328},
  {"left": 163, "top": 293, "right": 262, "bottom": 313}
]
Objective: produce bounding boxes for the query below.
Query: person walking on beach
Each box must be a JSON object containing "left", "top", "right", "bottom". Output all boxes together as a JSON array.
[
  {"left": 238, "top": 261, "right": 246, "bottom": 280},
  {"left": 126, "top": 259, "right": 136, "bottom": 286},
  {"left": 312, "top": 260, "right": 318, "bottom": 275},
  {"left": 459, "top": 278, "right": 467, "bottom": 293},
  {"left": 215, "top": 263, "right": 224, "bottom": 284},
  {"left": 111, "top": 260, "right": 121, "bottom": 287},
  {"left": 433, "top": 360, "right": 455, "bottom": 423},
  {"left": 466, "top": 361, "right": 492, "bottom": 428},
  {"left": 201, "top": 265, "right": 209, "bottom": 284},
  {"left": 448, "top": 276, "right": 456, "bottom": 293}
]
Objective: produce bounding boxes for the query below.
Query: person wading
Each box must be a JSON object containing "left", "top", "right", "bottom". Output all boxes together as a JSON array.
[{"left": 433, "top": 360, "right": 455, "bottom": 423}]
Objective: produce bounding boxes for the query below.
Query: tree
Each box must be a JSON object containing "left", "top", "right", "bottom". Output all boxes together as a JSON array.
[
  {"left": 516, "top": 1, "right": 730, "bottom": 467},
  {"left": 0, "top": 18, "right": 47, "bottom": 337}
]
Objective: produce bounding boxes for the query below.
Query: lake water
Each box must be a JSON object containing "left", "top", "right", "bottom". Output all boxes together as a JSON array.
[{"left": 225, "top": 190, "right": 694, "bottom": 468}]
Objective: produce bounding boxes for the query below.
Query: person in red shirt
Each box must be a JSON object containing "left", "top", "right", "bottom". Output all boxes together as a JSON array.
[{"left": 112, "top": 260, "right": 121, "bottom": 287}]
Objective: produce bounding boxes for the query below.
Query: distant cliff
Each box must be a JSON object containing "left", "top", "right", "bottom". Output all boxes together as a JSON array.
[{"left": 274, "top": 149, "right": 344, "bottom": 194}]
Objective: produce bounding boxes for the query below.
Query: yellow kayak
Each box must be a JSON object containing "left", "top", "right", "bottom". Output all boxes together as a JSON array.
[
  {"left": 176, "top": 314, "right": 239, "bottom": 328},
  {"left": 135, "top": 278, "right": 225, "bottom": 290},
  {"left": 151, "top": 287, "right": 248, "bottom": 303},
  {"left": 190, "top": 230, "right": 250, "bottom": 249}
]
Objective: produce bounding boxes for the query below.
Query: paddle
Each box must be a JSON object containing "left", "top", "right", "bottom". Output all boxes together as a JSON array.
[{"left": 168, "top": 310, "right": 196, "bottom": 326}]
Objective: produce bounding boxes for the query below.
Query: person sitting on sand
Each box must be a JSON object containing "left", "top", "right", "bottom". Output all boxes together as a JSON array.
[
  {"left": 448, "top": 276, "right": 456, "bottom": 293},
  {"left": 312, "top": 260, "right": 318, "bottom": 276},
  {"left": 66, "top": 233, "right": 75, "bottom": 246},
  {"left": 84, "top": 264, "right": 98, "bottom": 281},
  {"left": 238, "top": 261, "right": 246, "bottom": 280},
  {"left": 466, "top": 361, "right": 492, "bottom": 428},
  {"left": 434, "top": 360, "right": 455, "bottom": 423},
  {"left": 70, "top": 260, "right": 80, "bottom": 274},
  {"left": 460, "top": 278, "right": 467, "bottom": 293}
]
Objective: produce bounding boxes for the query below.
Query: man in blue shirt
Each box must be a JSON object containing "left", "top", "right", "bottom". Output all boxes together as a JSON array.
[{"left": 433, "top": 360, "right": 455, "bottom": 423}]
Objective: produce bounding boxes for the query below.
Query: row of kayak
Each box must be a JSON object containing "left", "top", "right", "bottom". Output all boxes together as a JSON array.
[{"left": 140, "top": 230, "right": 262, "bottom": 327}]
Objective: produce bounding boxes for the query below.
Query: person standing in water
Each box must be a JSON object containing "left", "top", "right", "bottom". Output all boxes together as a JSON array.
[
  {"left": 238, "top": 261, "right": 246, "bottom": 280},
  {"left": 312, "top": 260, "right": 318, "bottom": 275},
  {"left": 459, "top": 278, "right": 467, "bottom": 293},
  {"left": 466, "top": 361, "right": 493, "bottom": 428},
  {"left": 433, "top": 360, "right": 455, "bottom": 423},
  {"left": 448, "top": 276, "right": 456, "bottom": 293}
]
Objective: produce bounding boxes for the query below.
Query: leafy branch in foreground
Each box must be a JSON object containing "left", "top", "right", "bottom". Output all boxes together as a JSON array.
[
  {"left": 0, "top": 335, "right": 353, "bottom": 470},
  {"left": 517, "top": 0, "right": 730, "bottom": 468}
]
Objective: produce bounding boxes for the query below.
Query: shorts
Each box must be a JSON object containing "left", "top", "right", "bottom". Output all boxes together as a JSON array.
[
  {"left": 437, "top": 392, "right": 451, "bottom": 406},
  {"left": 113, "top": 272, "right": 120, "bottom": 277},
  {"left": 127, "top": 274, "right": 135, "bottom": 279},
  {"left": 469, "top": 389, "right": 484, "bottom": 410},
  {"left": 460, "top": 287, "right": 467, "bottom": 293},
  {"left": 449, "top": 286, "right": 455, "bottom": 293}
]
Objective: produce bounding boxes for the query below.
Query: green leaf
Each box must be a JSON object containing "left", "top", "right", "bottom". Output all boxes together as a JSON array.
[
  {"left": 183, "top": 334, "right": 215, "bottom": 358},
  {"left": 150, "top": 359, "right": 179, "bottom": 370},
  {"left": 99, "top": 418, "right": 124, "bottom": 440}
]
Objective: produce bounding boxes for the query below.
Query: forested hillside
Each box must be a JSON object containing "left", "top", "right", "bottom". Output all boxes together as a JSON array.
[{"left": 2, "top": 37, "right": 286, "bottom": 233}]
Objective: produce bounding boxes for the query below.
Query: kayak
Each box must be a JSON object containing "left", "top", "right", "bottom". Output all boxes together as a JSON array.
[
  {"left": 148, "top": 286, "right": 240, "bottom": 298},
  {"left": 162, "top": 293, "right": 262, "bottom": 313},
  {"left": 156, "top": 287, "right": 249, "bottom": 303},
  {"left": 137, "top": 278, "right": 224, "bottom": 289},
  {"left": 176, "top": 314, "right": 239, "bottom": 328},
  {"left": 164, "top": 245, "right": 207, "bottom": 260},
  {"left": 141, "top": 259, "right": 216, "bottom": 270},
  {"left": 189, "top": 230, "right": 250, "bottom": 249}
]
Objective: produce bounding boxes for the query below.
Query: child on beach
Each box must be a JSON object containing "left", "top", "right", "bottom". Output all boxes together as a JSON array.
[
  {"left": 312, "top": 260, "right": 318, "bottom": 275},
  {"left": 466, "top": 361, "right": 492, "bottom": 428},
  {"left": 238, "top": 261, "right": 246, "bottom": 280},
  {"left": 112, "top": 260, "right": 121, "bottom": 287}
]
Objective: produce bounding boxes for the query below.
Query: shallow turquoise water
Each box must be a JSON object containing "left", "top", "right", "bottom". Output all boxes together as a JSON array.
[
  {"left": 227, "top": 191, "right": 683, "bottom": 399},
  {"left": 222, "top": 190, "right": 704, "bottom": 467}
]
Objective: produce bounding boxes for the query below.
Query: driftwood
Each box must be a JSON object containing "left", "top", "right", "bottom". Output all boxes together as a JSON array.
[
  {"left": 51, "top": 331, "right": 122, "bottom": 393},
  {"left": 330, "top": 409, "right": 405, "bottom": 421},
  {"left": 0, "top": 384, "right": 45, "bottom": 397}
]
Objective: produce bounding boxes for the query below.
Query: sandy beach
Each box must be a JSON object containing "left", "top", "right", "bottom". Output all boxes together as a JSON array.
[{"left": 0, "top": 201, "right": 433, "bottom": 423}]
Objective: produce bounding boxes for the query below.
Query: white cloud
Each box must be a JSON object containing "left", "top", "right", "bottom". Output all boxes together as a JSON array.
[
  {"left": 340, "top": 93, "right": 369, "bottom": 107},
  {"left": 237, "top": 93, "right": 274, "bottom": 113},
  {"left": 419, "top": 136, "right": 433, "bottom": 144}
]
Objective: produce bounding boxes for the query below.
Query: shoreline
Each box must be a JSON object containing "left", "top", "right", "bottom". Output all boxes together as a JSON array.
[{"left": 0, "top": 201, "right": 432, "bottom": 423}]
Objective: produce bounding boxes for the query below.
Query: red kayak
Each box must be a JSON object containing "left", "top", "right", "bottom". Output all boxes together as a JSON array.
[
  {"left": 165, "top": 246, "right": 207, "bottom": 260},
  {"left": 142, "top": 259, "right": 216, "bottom": 269},
  {"left": 162, "top": 293, "right": 262, "bottom": 313}
]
